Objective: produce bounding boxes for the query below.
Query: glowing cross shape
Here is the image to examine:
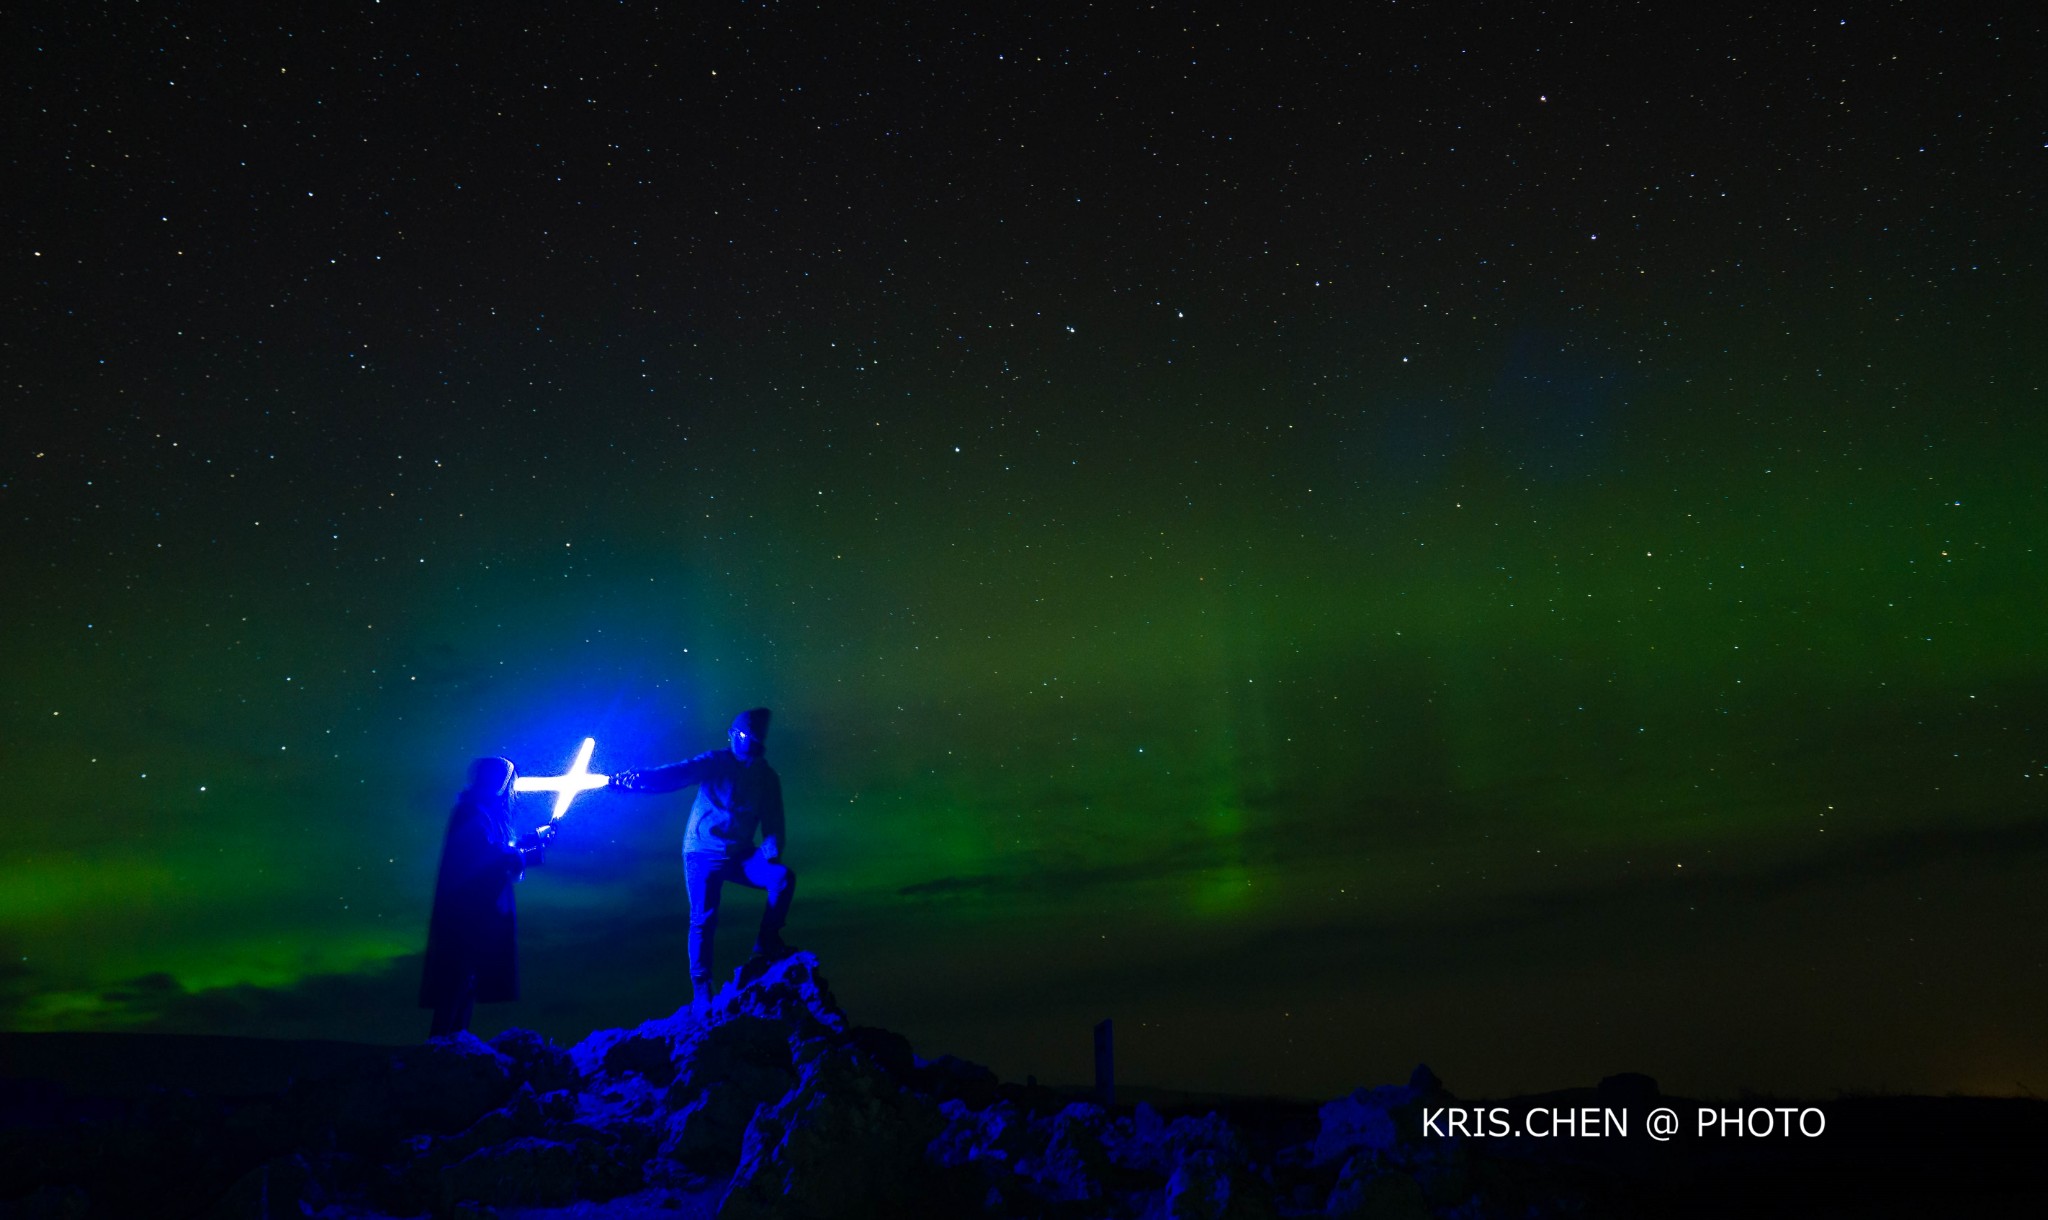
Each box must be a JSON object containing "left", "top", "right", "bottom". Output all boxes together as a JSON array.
[{"left": 514, "top": 737, "right": 609, "bottom": 820}]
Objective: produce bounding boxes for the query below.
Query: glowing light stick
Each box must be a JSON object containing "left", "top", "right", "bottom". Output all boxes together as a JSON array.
[{"left": 514, "top": 737, "right": 609, "bottom": 820}]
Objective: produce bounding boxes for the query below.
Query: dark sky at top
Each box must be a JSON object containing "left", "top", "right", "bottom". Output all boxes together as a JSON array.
[{"left": 5, "top": 2, "right": 2045, "bottom": 1098}]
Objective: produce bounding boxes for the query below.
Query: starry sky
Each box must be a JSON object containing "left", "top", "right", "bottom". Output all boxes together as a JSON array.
[{"left": 6, "top": 3, "right": 2045, "bottom": 1099}]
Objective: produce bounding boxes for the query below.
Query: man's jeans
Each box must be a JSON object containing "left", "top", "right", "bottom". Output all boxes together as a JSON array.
[{"left": 684, "top": 851, "right": 796, "bottom": 986}]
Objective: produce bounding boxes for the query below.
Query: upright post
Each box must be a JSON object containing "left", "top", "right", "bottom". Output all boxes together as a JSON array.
[{"left": 1093, "top": 1018, "right": 1115, "bottom": 1107}]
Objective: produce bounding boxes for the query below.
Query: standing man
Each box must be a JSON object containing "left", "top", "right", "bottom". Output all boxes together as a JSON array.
[{"left": 611, "top": 708, "right": 796, "bottom": 1019}]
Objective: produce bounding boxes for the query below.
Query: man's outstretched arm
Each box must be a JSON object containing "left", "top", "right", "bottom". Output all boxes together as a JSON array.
[{"left": 612, "top": 750, "right": 717, "bottom": 794}]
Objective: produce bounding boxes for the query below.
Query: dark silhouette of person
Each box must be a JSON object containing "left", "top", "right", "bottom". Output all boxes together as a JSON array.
[
  {"left": 419, "top": 757, "right": 551, "bottom": 1037},
  {"left": 611, "top": 708, "right": 794, "bottom": 1018}
]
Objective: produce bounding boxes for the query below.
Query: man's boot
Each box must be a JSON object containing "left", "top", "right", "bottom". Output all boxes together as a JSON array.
[
  {"left": 730, "top": 936, "right": 781, "bottom": 991},
  {"left": 753, "top": 929, "right": 796, "bottom": 962},
  {"left": 690, "top": 978, "right": 715, "bottom": 1023}
]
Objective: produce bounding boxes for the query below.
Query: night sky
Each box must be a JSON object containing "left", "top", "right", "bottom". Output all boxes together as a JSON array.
[{"left": 7, "top": 3, "right": 2045, "bottom": 1100}]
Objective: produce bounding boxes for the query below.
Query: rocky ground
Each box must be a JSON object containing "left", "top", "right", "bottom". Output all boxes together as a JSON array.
[{"left": 3, "top": 954, "right": 2042, "bottom": 1219}]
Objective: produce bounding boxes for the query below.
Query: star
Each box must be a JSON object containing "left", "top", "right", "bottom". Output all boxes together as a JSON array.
[{"left": 514, "top": 737, "right": 609, "bottom": 820}]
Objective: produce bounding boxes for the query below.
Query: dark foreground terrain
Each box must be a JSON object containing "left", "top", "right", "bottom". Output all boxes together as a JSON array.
[{"left": 3, "top": 956, "right": 2041, "bottom": 1218}]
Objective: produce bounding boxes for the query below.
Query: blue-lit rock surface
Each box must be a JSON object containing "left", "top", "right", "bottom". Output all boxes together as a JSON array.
[{"left": 3, "top": 954, "right": 2044, "bottom": 1218}]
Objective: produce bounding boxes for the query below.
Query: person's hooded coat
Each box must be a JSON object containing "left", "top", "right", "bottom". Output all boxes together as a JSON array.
[{"left": 419, "top": 757, "right": 526, "bottom": 1006}]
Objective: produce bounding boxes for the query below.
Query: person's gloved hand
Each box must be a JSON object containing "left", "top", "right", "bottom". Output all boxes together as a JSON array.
[
  {"left": 610, "top": 769, "right": 640, "bottom": 792},
  {"left": 759, "top": 836, "right": 781, "bottom": 862},
  {"left": 518, "top": 828, "right": 551, "bottom": 866}
]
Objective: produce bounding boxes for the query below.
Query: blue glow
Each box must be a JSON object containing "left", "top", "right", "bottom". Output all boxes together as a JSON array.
[{"left": 514, "top": 736, "right": 609, "bottom": 820}]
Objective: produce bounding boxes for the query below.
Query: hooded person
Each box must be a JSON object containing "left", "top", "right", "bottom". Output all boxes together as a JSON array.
[
  {"left": 419, "top": 756, "right": 551, "bottom": 1037},
  {"left": 611, "top": 708, "right": 795, "bottom": 1018}
]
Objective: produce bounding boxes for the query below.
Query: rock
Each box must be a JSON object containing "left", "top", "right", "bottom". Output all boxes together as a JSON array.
[
  {"left": 717, "top": 1046, "right": 944, "bottom": 1219},
  {"left": 376, "top": 1081, "right": 648, "bottom": 1210},
  {"left": 1040, "top": 1099, "right": 1109, "bottom": 1131},
  {"left": 1325, "top": 1157, "right": 1430, "bottom": 1220},
  {"left": 554, "top": 1112, "right": 664, "bottom": 1199},
  {"left": 845, "top": 1027, "right": 916, "bottom": 1079},
  {"left": 925, "top": 1098, "right": 1034, "bottom": 1169},
  {"left": 1313, "top": 1070, "right": 1446, "bottom": 1167},
  {"left": 920, "top": 1098, "right": 1042, "bottom": 1214},
  {"left": 1019, "top": 1103, "right": 1112, "bottom": 1203},
  {"left": 1110, "top": 1107, "right": 1248, "bottom": 1177},
  {"left": 446, "top": 1082, "right": 561, "bottom": 1147},
  {"left": 15, "top": 951, "right": 1533, "bottom": 1220},
  {"left": 1163, "top": 1111, "right": 1248, "bottom": 1168},
  {"left": 281, "top": 1033, "right": 515, "bottom": 1154},
  {"left": 1161, "top": 1149, "right": 1277, "bottom": 1220},
  {"left": 434, "top": 1134, "right": 639, "bottom": 1209},
  {"left": 572, "top": 1011, "right": 696, "bottom": 1087},
  {"left": 1131, "top": 1100, "right": 1167, "bottom": 1146},
  {"left": 703, "top": 952, "right": 849, "bottom": 1037},
  {"left": 910, "top": 1053, "right": 1000, "bottom": 1106},
  {"left": 489, "top": 1027, "right": 580, "bottom": 1095},
  {"left": 390, "top": 1035, "right": 520, "bottom": 1133},
  {"left": 655, "top": 1016, "right": 800, "bottom": 1173},
  {"left": 1411, "top": 1145, "right": 1474, "bottom": 1211},
  {"left": 919, "top": 1099, "right": 1042, "bottom": 1215},
  {"left": 383, "top": 1082, "right": 556, "bottom": 1208},
  {"left": 570, "top": 952, "right": 845, "bottom": 1094},
  {"left": 1313, "top": 1093, "right": 1399, "bottom": 1165}
]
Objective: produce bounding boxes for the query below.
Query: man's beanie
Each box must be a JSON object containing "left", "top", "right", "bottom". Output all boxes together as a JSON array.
[{"left": 731, "top": 708, "right": 772, "bottom": 737}]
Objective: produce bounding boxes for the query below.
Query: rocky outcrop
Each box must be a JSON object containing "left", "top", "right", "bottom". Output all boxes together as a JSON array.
[
  {"left": 1312, "top": 1065, "right": 1447, "bottom": 1167},
  {"left": 657, "top": 1015, "right": 803, "bottom": 1175},
  {"left": 719, "top": 1043, "right": 945, "bottom": 1218},
  {"left": 1161, "top": 1149, "right": 1279, "bottom": 1220},
  {"left": 278, "top": 1029, "right": 518, "bottom": 1155},
  {"left": 8, "top": 953, "right": 1635, "bottom": 1219}
]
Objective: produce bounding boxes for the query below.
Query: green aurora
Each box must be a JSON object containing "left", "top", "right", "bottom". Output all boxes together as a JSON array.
[
  {"left": 10, "top": 334, "right": 2044, "bottom": 1096},
  {"left": 7, "top": 2, "right": 2045, "bottom": 1100}
]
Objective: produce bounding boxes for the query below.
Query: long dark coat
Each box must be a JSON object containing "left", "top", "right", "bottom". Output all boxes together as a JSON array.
[{"left": 419, "top": 788, "right": 525, "bottom": 1006}]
